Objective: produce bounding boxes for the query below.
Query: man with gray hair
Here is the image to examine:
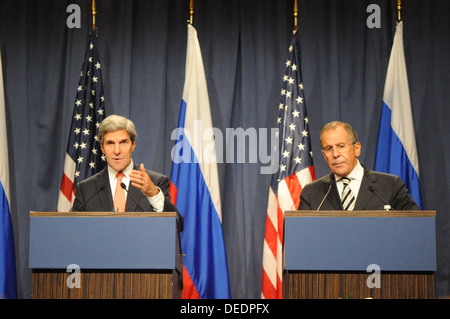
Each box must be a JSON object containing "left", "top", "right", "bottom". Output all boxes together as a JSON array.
[
  {"left": 299, "top": 121, "right": 419, "bottom": 211},
  {"left": 72, "top": 115, "right": 179, "bottom": 218}
]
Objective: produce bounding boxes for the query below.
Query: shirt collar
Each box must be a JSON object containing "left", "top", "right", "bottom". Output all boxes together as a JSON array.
[
  {"left": 107, "top": 160, "right": 134, "bottom": 179},
  {"left": 334, "top": 160, "right": 364, "bottom": 182}
]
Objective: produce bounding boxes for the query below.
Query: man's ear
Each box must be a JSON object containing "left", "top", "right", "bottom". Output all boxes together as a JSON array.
[{"left": 354, "top": 142, "right": 362, "bottom": 157}]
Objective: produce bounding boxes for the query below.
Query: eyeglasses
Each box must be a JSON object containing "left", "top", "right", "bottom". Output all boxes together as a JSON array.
[{"left": 322, "top": 142, "right": 356, "bottom": 155}]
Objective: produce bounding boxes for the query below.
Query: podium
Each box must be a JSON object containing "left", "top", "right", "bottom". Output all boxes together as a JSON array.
[
  {"left": 29, "top": 211, "right": 182, "bottom": 299},
  {"left": 283, "top": 211, "right": 436, "bottom": 299}
]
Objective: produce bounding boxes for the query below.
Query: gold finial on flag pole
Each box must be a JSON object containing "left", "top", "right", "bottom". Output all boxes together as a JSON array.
[
  {"left": 293, "top": 0, "right": 298, "bottom": 33},
  {"left": 189, "top": 0, "right": 194, "bottom": 25},
  {"left": 92, "top": 0, "right": 97, "bottom": 30},
  {"left": 397, "top": 0, "right": 402, "bottom": 22}
]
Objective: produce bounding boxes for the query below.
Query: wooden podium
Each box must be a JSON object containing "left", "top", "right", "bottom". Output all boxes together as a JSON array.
[
  {"left": 283, "top": 211, "right": 436, "bottom": 299},
  {"left": 29, "top": 211, "right": 182, "bottom": 299}
]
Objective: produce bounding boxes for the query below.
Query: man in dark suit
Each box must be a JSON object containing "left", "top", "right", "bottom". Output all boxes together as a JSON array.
[
  {"left": 72, "top": 115, "right": 179, "bottom": 215},
  {"left": 299, "top": 121, "right": 419, "bottom": 211}
]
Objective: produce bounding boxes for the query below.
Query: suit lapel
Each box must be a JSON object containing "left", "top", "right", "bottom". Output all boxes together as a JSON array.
[
  {"left": 322, "top": 174, "right": 342, "bottom": 210},
  {"left": 328, "top": 182, "right": 343, "bottom": 210},
  {"left": 97, "top": 168, "right": 114, "bottom": 211},
  {"left": 354, "top": 168, "right": 377, "bottom": 210},
  {"left": 126, "top": 164, "right": 152, "bottom": 211},
  {"left": 126, "top": 164, "right": 140, "bottom": 211},
  {"left": 125, "top": 184, "right": 140, "bottom": 211}
]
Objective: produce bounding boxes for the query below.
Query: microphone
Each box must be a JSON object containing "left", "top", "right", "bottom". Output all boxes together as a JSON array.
[
  {"left": 369, "top": 186, "right": 392, "bottom": 211},
  {"left": 75, "top": 185, "right": 105, "bottom": 211},
  {"left": 317, "top": 181, "right": 334, "bottom": 211},
  {"left": 120, "top": 183, "right": 145, "bottom": 211}
]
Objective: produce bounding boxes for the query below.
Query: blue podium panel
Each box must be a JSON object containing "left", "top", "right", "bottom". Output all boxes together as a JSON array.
[
  {"left": 284, "top": 211, "right": 436, "bottom": 272},
  {"left": 29, "top": 212, "right": 178, "bottom": 270}
]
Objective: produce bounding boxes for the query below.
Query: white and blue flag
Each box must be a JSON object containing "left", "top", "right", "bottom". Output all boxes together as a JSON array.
[
  {"left": 0, "top": 51, "right": 18, "bottom": 299},
  {"left": 375, "top": 21, "right": 423, "bottom": 209},
  {"left": 169, "top": 24, "right": 231, "bottom": 299}
]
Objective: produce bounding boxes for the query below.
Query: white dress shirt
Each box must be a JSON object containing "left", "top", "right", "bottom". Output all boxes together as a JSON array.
[
  {"left": 335, "top": 160, "right": 364, "bottom": 201},
  {"left": 107, "top": 160, "right": 165, "bottom": 212}
]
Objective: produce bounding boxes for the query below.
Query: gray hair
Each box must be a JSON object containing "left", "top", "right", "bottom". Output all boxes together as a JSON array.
[
  {"left": 98, "top": 115, "right": 137, "bottom": 144},
  {"left": 319, "top": 121, "right": 359, "bottom": 147}
]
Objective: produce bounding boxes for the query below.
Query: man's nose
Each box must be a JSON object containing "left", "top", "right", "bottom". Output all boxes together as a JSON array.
[{"left": 332, "top": 147, "right": 341, "bottom": 157}]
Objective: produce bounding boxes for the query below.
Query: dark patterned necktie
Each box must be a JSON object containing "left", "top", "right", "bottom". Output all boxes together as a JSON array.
[{"left": 340, "top": 177, "right": 355, "bottom": 211}]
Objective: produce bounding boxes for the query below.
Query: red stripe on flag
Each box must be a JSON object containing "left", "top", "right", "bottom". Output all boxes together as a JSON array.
[
  {"left": 60, "top": 173, "right": 74, "bottom": 202},
  {"left": 182, "top": 265, "right": 201, "bottom": 299},
  {"left": 263, "top": 214, "right": 278, "bottom": 257},
  {"left": 276, "top": 201, "right": 284, "bottom": 243},
  {"left": 284, "top": 173, "right": 302, "bottom": 209},
  {"left": 309, "top": 165, "right": 316, "bottom": 181},
  {"left": 261, "top": 268, "right": 277, "bottom": 299},
  {"left": 169, "top": 181, "right": 177, "bottom": 205},
  {"left": 276, "top": 271, "right": 282, "bottom": 299}
]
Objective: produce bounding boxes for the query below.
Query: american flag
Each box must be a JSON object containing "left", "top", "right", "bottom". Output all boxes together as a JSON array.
[
  {"left": 261, "top": 30, "right": 315, "bottom": 299},
  {"left": 57, "top": 30, "right": 106, "bottom": 212}
]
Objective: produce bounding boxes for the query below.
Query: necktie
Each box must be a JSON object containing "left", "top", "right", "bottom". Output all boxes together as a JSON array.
[
  {"left": 114, "top": 172, "right": 126, "bottom": 212},
  {"left": 340, "top": 177, "right": 355, "bottom": 211}
]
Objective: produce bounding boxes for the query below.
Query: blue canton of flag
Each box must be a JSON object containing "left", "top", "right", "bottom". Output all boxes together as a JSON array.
[
  {"left": 262, "top": 31, "right": 316, "bottom": 299},
  {"left": 57, "top": 30, "right": 106, "bottom": 212}
]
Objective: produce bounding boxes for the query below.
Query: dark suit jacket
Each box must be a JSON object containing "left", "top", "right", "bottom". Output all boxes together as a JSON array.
[
  {"left": 72, "top": 165, "right": 178, "bottom": 213},
  {"left": 299, "top": 167, "right": 420, "bottom": 211}
]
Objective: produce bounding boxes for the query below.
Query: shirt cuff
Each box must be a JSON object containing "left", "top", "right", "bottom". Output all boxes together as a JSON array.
[{"left": 147, "top": 187, "right": 164, "bottom": 212}]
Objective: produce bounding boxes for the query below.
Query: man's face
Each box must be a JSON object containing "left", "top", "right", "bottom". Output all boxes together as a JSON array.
[
  {"left": 100, "top": 129, "right": 135, "bottom": 172},
  {"left": 321, "top": 125, "right": 361, "bottom": 177}
]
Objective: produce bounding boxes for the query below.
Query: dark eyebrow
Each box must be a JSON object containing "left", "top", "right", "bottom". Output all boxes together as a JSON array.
[{"left": 105, "top": 138, "right": 130, "bottom": 144}]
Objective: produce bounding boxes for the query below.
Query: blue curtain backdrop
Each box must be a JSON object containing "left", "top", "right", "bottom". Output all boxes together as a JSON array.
[{"left": 0, "top": 0, "right": 449, "bottom": 299}]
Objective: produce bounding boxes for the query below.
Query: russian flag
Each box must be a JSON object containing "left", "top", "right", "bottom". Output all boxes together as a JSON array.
[
  {"left": 375, "top": 21, "right": 423, "bottom": 209},
  {"left": 169, "top": 24, "right": 231, "bottom": 299},
  {"left": 0, "top": 51, "right": 18, "bottom": 299}
]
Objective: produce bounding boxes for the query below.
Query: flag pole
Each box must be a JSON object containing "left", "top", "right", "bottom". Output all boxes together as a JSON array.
[
  {"left": 92, "top": 0, "right": 97, "bottom": 31},
  {"left": 397, "top": 0, "right": 402, "bottom": 22},
  {"left": 293, "top": 0, "right": 298, "bottom": 33},
  {"left": 189, "top": 0, "right": 194, "bottom": 25}
]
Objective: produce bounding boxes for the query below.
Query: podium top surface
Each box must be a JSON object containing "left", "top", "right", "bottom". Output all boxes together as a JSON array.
[
  {"left": 30, "top": 211, "right": 176, "bottom": 218},
  {"left": 285, "top": 210, "right": 435, "bottom": 217}
]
